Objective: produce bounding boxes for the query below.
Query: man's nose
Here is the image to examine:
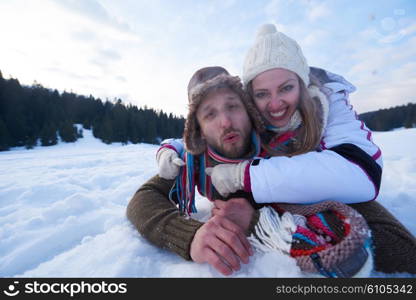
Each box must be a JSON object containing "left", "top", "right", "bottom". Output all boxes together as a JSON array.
[{"left": 219, "top": 112, "right": 232, "bottom": 128}]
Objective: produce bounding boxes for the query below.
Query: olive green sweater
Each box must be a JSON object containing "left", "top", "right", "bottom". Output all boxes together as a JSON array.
[
  {"left": 126, "top": 175, "right": 203, "bottom": 260},
  {"left": 126, "top": 175, "right": 259, "bottom": 260}
]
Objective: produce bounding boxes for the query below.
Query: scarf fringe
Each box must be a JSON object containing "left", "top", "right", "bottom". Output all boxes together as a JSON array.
[{"left": 248, "top": 207, "right": 297, "bottom": 254}]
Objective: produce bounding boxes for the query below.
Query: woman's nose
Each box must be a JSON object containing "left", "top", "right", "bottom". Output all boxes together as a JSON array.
[{"left": 268, "top": 94, "right": 282, "bottom": 110}]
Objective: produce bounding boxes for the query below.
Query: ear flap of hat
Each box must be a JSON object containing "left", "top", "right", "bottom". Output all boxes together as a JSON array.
[{"left": 183, "top": 101, "right": 207, "bottom": 155}]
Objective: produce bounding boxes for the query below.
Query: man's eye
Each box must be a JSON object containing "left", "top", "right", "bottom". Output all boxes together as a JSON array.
[{"left": 204, "top": 111, "right": 215, "bottom": 120}]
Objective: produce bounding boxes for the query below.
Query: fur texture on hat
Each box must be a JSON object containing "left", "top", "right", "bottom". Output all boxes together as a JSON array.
[
  {"left": 183, "top": 67, "right": 264, "bottom": 155},
  {"left": 243, "top": 23, "right": 310, "bottom": 87}
]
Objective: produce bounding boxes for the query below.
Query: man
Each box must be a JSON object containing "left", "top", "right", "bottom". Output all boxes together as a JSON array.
[{"left": 126, "top": 66, "right": 264, "bottom": 276}]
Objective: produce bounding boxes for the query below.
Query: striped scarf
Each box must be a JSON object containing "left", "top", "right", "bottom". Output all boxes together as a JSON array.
[{"left": 170, "top": 131, "right": 261, "bottom": 215}]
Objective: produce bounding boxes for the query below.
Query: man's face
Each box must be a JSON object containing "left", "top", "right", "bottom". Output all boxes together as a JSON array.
[{"left": 196, "top": 87, "right": 252, "bottom": 159}]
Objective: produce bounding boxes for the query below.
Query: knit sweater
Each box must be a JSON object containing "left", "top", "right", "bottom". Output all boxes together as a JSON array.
[
  {"left": 349, "top": 201, "right": 416, "bottom": 274},
  {"left": 126, "top": 175, "right": 259, "bottom": 261}
]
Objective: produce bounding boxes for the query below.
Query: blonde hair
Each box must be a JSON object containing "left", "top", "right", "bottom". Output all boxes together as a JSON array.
[{"left": 247, "top": 73, "right": 324, "bottom": 157}]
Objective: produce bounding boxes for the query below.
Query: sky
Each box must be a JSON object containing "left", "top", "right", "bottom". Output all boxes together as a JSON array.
[{"left": 0, "top": 0, "right": 415, "bottom": 117}]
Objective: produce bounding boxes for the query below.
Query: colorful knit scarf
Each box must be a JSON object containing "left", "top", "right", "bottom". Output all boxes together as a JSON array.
[
  {"left": 170, "top": 131, "right": 261, "bottom": 215},
  {"left": 259, "top": 130, "right": 297, "bottom": 157},
  {"left": 169, "top": 128, "right": 298, "bottom": 215}
]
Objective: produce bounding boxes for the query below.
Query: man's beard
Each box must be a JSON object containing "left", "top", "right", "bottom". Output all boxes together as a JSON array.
[{"left": 220, "top": 142, "right": 250, "bottom": 158}]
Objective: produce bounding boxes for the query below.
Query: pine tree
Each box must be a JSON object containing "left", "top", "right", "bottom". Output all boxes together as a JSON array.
[
  {"left": 99, "top": 116, "right": 113, "bottom": 144},
  {"left": 25, "top": 136, "right": 37, "bottom": 149},
  {"left": 112, "top": 100, "right": 128, "bottom": 144},
  {"left": 2, "top": 78, "right": 27, "bottom": 146},
  {"left": 77, "top": 128, "right": 83, "bottom": 138},
  {"left": 59, "top": 120, "right": 77, "bottom": 142},
  {"left": 40, "top": 123, "right": 58, "bottom": 146},
  {"left": 0, "top": 117, "right": 10, "bottom": 151}
]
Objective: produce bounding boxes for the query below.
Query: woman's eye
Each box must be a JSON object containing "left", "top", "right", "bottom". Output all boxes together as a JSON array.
[
  {"left": 281, "top": 85, "right": 293, "bottom": 92},
  {"left": 254, "top": 92, "right": 267, "bottom": 99}
]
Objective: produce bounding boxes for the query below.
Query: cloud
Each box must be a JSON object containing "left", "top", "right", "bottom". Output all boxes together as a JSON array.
[
  {"left": 70, "top": 30, "right": 97, "bottom": 42},
  {"left": 301, "top": 29, "right": 329, "bottom": 46},
  {"left": 45, "top": 67, "right": 99, "bottom": 82},
  {"left": 1, "top": 0, "right": 414, "bottom": 118},
  {"left": 347, "top": 35, "right": 416, "bottom": 113},
  {"left": 264, "top": 0, "right": 331, "bottom": 23},
  {"left": 115, "top": 76, "right": 126, "bottom": 83},
  {"left": 307, "top": 2, "right": 331, "bottom": 21},
  {"left": 96, "top": 49, "right": 122, "bottom": 61},
  {"left": 52, "top": 0, "right": 132, "bottom": 32}
]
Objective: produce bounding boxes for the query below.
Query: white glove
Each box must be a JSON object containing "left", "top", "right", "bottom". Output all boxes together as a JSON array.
[
  {"left": 205, "top": 161, "right": 249, "bottom": 197},
  {"left": 156, "top": 147, "right": 185, "bottom": 179}
]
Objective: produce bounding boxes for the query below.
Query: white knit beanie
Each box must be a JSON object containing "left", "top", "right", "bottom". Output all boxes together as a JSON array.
[{"left": 243, "top": 24, "right": 310, "bottom": 87}]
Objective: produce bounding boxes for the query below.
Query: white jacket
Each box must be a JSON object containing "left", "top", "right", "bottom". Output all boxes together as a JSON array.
[{"left": 249, "top": 68, "right": 382, "bottom": 204}]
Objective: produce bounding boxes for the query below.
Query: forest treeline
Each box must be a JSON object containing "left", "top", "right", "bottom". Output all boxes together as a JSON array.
[
  {"left": 358, "top": 102, "right": 416, "bottom": 132},
  {"left": 0, "top": 70, "right": 185, "bottom": 151},
  {"left": 1, "top": 69, "right": 415, "bottom": 152}
]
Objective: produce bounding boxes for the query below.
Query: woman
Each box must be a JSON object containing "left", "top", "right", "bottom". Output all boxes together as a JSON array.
[{"left": 156, "top": 24, "right": 416, "bottom": 274}]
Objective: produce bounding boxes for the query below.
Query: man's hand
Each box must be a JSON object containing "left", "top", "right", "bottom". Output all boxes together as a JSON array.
[
  {"left": 190, "top": 215, "right": 253, "bottom": 276},
  {"left": 205, "top": 161, "right": 249, "bottom": 197},
  {"left": 211, "top": 198, "right": 255, "bottom": 232}
]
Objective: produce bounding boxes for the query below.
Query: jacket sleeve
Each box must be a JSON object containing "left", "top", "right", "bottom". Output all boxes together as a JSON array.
[
  {"left": 249, "top": 150, "right": 378, "bottom": 204},
  {"left": 320, "top": 80, "right": 383, "bottom": 168},
  {"left": 126, "top": 175, "right": 203, "bottom": 260},
  {"left": 159, "top": 138, "right": 185, "bottom": 155},
  {"left": 249, "top": 72, "right": 383, "bottom": 204}
]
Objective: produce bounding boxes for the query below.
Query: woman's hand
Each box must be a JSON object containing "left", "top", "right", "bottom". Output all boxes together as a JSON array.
[
  {"left": 156, "top": 147, "right": 185, "bottom": 179},
  {"left": 206, "top": 161, "right": 249, "bottom": 197}
]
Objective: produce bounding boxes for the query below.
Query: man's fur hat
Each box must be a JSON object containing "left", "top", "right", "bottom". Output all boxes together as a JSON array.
[{"left": 184, "top": 66, "right": 264, "bottom": 155}]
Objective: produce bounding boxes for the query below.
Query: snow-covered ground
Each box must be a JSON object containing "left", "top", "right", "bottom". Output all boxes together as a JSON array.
[{"left": 1, "top": 127, "right": 415, "bottom": 278}]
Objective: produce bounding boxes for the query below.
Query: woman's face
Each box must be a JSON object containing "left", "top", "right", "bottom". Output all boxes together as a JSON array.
[{"left": 251, "top": 68, "right": 300, "bottom": 128}]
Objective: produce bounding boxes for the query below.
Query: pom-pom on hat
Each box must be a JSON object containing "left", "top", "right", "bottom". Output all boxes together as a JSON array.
[{"left": 243, "top": 24, "right": 310, "bottom": 87}]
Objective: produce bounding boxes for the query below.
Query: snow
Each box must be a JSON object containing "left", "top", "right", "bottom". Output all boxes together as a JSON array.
[{"left": 1, "top": 127, "right": 415, "bottom": 278}]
